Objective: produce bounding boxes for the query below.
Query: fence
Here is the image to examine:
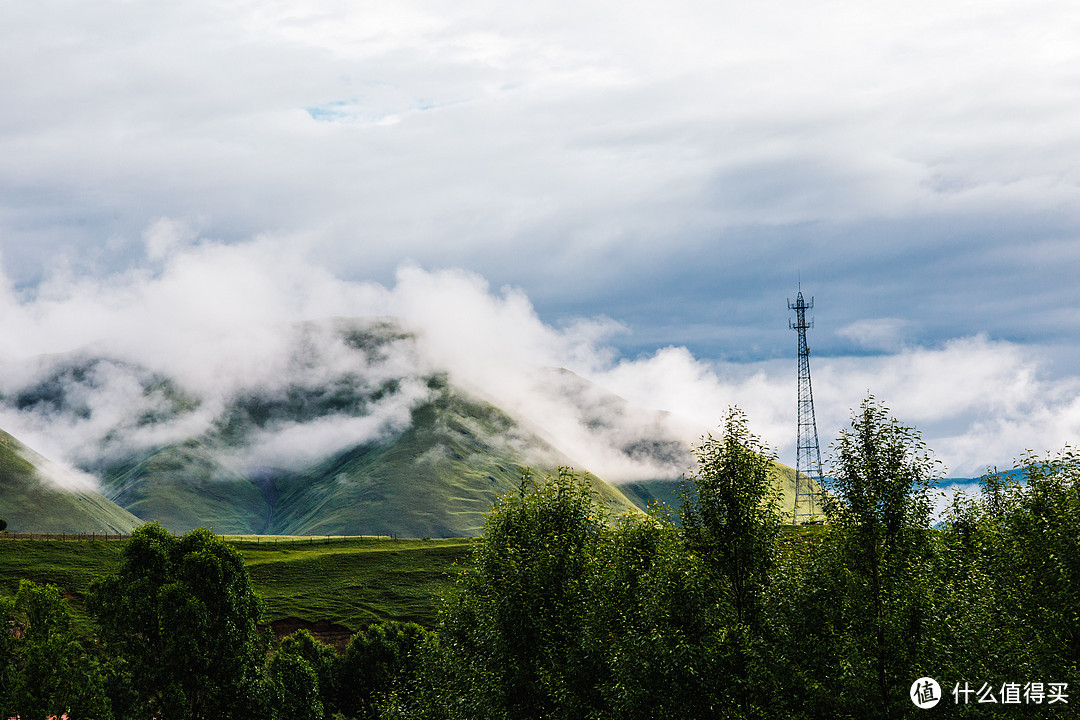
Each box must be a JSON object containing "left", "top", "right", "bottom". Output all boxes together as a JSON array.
[
  {"left": 0, "top": 532, "right": 129, "bottom": 541},
  {"left": 0, "top": 532, "right": 404, "bottom": 543}
]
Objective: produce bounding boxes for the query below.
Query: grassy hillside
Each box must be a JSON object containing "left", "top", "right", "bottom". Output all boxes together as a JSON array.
[
  {"left": 0, "top": 430, "right": 141, "bottom": 534},
  {"left": 235, "top": 537, "right": 470, "bottom": 629},
  {"left": 98, "top": 378, "right": 642, "bottom": 537},
  {"left": 0, "top": 321, "right": 748, "bottom": 537},
  {"left": 0, "top": 537, "right": 470, "bottom": 635},
  {"left": 617, "top": 460, "right": 823, "bottom": 522},
  {"left": 102, "top": 441, "right": 270, "bottom": 535}
]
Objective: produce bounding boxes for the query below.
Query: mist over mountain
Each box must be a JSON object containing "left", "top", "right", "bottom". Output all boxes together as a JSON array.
[
  {"left": 0, "top": 317, "right": 695, "bottom": 535},
  {"left": 0, "top": 429, "right": 140, "bottom": 533}
]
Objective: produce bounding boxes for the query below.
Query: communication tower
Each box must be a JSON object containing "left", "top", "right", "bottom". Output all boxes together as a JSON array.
[{"left": 789, "top": 288, "right": 824, "bottom": 521}]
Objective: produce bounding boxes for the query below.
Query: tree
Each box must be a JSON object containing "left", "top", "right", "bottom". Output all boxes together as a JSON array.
[
  {"left": 817, "top": 397, "right": 940, "bottom": 719},
  {"left": 430, "top": 468, "right": 609, "bottom": 720},
  {"left": 0, "top": 580, "right": 109, "bottom": 720},
  {"left": 680, "top": 406, "right": 782, "bottom": 627},
  {"left": 678, "top": 407, "right": 782, "bottom": 718},
  {"left": 271, "top": 629, "right": 336, "bottom": 720},
  {"left": 268, "top": 648, "right": 323, "bottom": 720},
  {"left": 945, "top": 449, "right": 1080, "bottom": 684},
  {"left": 334, "top": 621, "right": 427, "bottom": 720},
  {"left": 89, "top": 524, "right": 268, "bottom": 720},
  {"left": 587, "top": 511, "right": 719, "bottom": 720}
]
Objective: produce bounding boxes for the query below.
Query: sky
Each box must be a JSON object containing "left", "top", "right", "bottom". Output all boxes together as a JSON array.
[{"left": 3, "top": 0, "right": 1080, "bottom": 478}]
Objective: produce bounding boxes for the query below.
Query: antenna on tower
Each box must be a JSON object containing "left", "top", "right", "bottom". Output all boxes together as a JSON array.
[{"left": 788, "top": 288, "right": 824, "bottom": 522}]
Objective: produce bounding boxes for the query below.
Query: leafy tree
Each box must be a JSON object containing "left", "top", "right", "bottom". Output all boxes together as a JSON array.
[
  {"left": 680, "top": 406, "right": 783, "bottom": 626},
  {"left": 994, "top": 449, "right": 1080, "bottom": 676},
  {"left": 269, "top": 646, "right": 323, "bottom": 720},
  {"left": 430, "top": 468, "right": 609, "bottom": 720},
  {"left": 816, "top": 397, "right": 940, "bottom": 719},
  {"left": 89, "top": 524, "right": 268, "bottom": 720},
  {"left": 678, "top": 407, "right": 782, "bottom": 718},
  {"left": 0, "top": 580, "right": 109, "bottom": 720},
  {"left": 338, "top": 622, "right": 425, "bottom": 719},
  {"left": 942, "top": 449, "right": 1080, "bottom": 687},
  {"left": 587, "top": 511, "right": 720, "bottom": 720},
  {"left": 272, "top": 629, "right": 337, "bottom": 720},
  {"left": 334, "top": 621, "right": 427, "bottom": 720}
]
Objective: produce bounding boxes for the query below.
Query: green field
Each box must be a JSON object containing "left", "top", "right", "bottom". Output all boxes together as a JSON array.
[{"left": 0, "top": 536, "right": 471, "bottom": 635}]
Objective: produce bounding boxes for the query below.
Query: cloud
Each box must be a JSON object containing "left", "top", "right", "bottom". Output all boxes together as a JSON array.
[
  {"left": 143, "top": 217, "right": 199, "bottom": 262},
  {"left": 3, "top": 0, "right": 1080, "bottom": 365},
  {"left": 223, "top": 376, "right": 432, "bottom": 473},
  {"left": 0, "top": 232, "right": 1077, "bottom": 486},
  {"left": 836, "top": 318, "right": 913, "bottom": 352}
]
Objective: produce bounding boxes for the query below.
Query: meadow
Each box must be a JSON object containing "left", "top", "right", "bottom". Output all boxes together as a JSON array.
[{"left": 0, "top": 535, "right": 470, "bottom": 634}]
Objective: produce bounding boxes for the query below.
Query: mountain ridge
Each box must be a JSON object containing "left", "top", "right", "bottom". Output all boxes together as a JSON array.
[
  {"left": 0, "top": 429, "right": 141, "bottom": 533},
  {"left": 0, "top": 317, "right": 815, "bottom": 535}
]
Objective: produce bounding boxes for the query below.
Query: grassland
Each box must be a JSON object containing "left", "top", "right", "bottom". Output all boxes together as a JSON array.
[
  {"left": 0, "top": 536, "right": 471, "bottom": 635},
  {"left": 233, "top": 536, "right": 470, "bottom": 629}
]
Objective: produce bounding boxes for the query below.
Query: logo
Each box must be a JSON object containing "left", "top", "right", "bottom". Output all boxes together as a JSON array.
[{"left": 911, "top": 677, "right": 942, "bottom": 709}]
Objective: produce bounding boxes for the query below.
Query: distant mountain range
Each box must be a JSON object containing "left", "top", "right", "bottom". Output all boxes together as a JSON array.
[{"left": 0, "top": 318, "right": 817, "bottom": 536}]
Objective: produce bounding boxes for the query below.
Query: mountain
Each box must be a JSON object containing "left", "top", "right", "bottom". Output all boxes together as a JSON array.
[
  {"left": 0, "top": 317, "right": 814, "bottom": 536},
  {"left": 98, "top": 377, "right": 641, "bottom": 536},
  {"left": 0, "top": 429, "right": 141, "bottom": 534},
  {"left": 622, "top": 462, "right": 823, "bottom": 523}
]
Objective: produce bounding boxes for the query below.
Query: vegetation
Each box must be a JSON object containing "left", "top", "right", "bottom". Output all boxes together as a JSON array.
[
  {"left": 97, "top": 382, "right": 642, "bottom": 537},
  {"left": 0, "top": 536, "right": 469, "bottom": 633},
  {"left": 3, "top": 396, "right": 1080, "bottom": 719},
  {"left": 399, "top": 398, "right": 1080, "bottom": 719},
  {"left": 0, "top": 429, "right": 140, "bottom": 534},
  {"left": 88, "top": 524, "right": 268, "bottom": 720}
]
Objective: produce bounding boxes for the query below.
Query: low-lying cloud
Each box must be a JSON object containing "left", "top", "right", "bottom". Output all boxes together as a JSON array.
[{"left": 0, "top": 230, "right": 1076, "bottom": 486}]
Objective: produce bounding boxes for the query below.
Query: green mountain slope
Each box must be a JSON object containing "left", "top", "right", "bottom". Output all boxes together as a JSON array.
[
  {"left": 617, "top": 460, "right": 822, "bottom": 522},
  {"left": 0, "top": 430, "right": 141, "bottom": 533},
  {"left": 97, "top": 380, "right": 641, "bottom": 537},
  {"left": 2, "top": 318, "right": 809, "bottom": 537},
  {"left": 102, "top": 440, "right": 268, "bottom": 534}
]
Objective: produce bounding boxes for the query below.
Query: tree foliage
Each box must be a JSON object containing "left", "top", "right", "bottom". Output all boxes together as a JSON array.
[
  {"left": 816, "top": 398, "right": 940, "bottom": 718},
  {"left": 0, "top": 580, "right": 109, "bottom": 720},
  {"left": 430, "top": 467, "right": 608, "bottom": 719},
  {"left": 335, "top": 621, "right": 427, "bottom": 720},
  {"left": 89, "top": 524, "right": 268, "bottom": 720},
  {"left": 8, "top": 397, "right": 1080, "bottom": 720},
  {"left": 680, "top": 406, "right": 782, "bottom": 627}
]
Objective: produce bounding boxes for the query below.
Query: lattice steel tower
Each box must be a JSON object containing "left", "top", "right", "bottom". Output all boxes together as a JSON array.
[{"left": 789, "top": 288, "right": 823, "bottom": 521}]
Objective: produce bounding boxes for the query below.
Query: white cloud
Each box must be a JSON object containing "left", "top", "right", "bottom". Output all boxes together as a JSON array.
[
  {"left": 837, "top": 318, "right": 912, "bottom": 352},
  {"left": 143, "top": 217, "right": 198, "bottom": 261},
  {"left": 0, "top": 234, "right": 1077, "bottom": 484},
  {"left": 5, "top": 0, "right": 1080, "bottom": 288}
]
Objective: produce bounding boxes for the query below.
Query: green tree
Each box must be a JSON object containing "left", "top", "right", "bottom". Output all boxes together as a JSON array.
[
  {"left": 272, "top": 629, "right": 336, "bottom": 720},
  {"left": 268, "top": 648, "right": 323, "bottom": 720},
  {"left": 0, "top": 580, "right": 110, "bottom": 720},
  {"left": 817, "top": 397, "right": 940, "bottom": 719},
  {"left": 334, "top": 621, "right": 427, "bottom": 720},
  {"left": 678, "top": 407, "right": 782, "bottom": 718},
  {"left": 430, "top": 468, "right": 609, "bottom": 720},
  {"left": 948, "top": 450, "right": 1080, "bottom": 686},
  {"left": 587, "top": 511, "right": 720, "bottom": 720},
  {"left": 89, "top": 524, "right": 268, "bottom": 720}
]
